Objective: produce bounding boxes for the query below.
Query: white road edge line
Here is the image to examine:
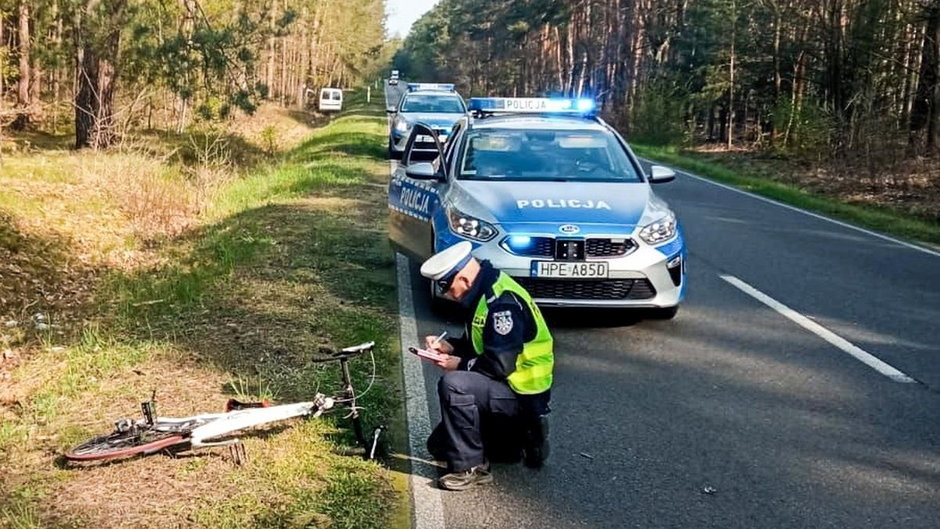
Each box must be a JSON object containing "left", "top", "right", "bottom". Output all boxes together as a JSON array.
[
  {"left": 394, "top": 170, "right": 446, "bottom": 526},
  {"left": 645, "top": 159, "right": 940, "bottom": 259},
  {"left": 720, "top": 274, "right": 916, "bottom": 384},
  {"left": 397, "top": 253, "right": 446, "bottom": 528}
]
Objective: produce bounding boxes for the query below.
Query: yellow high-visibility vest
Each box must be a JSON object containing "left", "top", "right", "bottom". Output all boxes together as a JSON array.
[{"left": 471, "top": 272, "right": 553, "bottom": 394}]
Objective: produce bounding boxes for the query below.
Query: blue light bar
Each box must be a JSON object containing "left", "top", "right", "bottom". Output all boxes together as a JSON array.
[
  {"left": 468, "top": 97, "right": 596, "bottom": 116},
  {"left": 407, "top": 83, "right": 456, "bottom": 92}
]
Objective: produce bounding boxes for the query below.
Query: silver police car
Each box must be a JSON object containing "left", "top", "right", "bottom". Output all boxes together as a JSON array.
[
  {"left": 388, "top": 97, "right": 686, "bottom": 318},
  {"left": 387, "top": 83, "right": 467, "bottom": 160}
]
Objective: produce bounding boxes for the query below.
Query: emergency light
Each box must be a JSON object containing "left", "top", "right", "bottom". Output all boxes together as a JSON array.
[
  {"left": 406, "top": 83, "right": 456, "bottom": 92},
  {"left": 468, "top": 97, "right": 597, "bottom": 116}
]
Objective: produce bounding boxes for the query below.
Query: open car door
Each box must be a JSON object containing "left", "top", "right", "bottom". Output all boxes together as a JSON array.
[{"left": 387, "top": 123, "right": 447, "bottom": 260}]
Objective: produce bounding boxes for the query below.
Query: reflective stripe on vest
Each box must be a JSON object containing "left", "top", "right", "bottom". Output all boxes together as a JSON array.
[{"left": 471, "top": 272, "right": 554, "bottom": 394}]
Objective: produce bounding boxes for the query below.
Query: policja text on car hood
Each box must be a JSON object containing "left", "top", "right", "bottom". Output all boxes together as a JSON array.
[{"left": 455, "top": 180, "right": 654, "bottom": 227}]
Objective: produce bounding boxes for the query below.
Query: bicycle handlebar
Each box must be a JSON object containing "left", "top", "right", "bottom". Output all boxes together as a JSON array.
[
  {"left": 340, "top": 341, "right": 375, "bottom": 354},
  {"left": 309, "top": 341, "right": 375, "bottom": 363}
]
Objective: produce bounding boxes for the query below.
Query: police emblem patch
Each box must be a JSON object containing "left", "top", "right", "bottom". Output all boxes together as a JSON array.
[{"left": 493, "top": 310, "right": 513, "bottom": 335}]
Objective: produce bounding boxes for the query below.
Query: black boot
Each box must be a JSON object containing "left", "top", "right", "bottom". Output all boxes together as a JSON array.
[{"left": 523, "top": 415, "right": 550, "bottom": 468}]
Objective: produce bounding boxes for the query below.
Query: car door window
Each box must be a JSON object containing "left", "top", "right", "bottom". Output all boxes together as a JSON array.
[
  {"left": 403, "top": 123, "right": 444, "bottom": 167},
  {"left": 442, "top": 120, "right": 466, "bottom": 175}
]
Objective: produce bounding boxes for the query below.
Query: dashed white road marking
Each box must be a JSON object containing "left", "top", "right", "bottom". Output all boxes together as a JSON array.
[{"left": 721, "top": 274, "right": 916, "bottom": 384}]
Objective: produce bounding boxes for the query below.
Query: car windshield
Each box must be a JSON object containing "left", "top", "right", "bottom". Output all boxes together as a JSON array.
[
  {"left": 400, "top": 94, "right": 466, "bottom": 113},
  {"left": 458, "top": 128, "right": 642, "bottom": 182}
]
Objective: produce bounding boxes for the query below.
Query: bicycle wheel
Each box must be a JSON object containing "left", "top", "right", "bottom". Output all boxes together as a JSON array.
[{"left": 65, "top": 428, "right": 186, "bottom": 461}]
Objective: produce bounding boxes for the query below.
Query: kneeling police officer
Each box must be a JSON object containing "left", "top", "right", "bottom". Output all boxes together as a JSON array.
[{"left": 420, "top": 241, "right": 553, "bottom": 491}]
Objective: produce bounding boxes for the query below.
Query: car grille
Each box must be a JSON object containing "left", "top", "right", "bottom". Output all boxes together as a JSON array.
[
  {"left": 586, "top": 238, "right": 636, "bottom": 257},
  {"left": 505, "top": 237, "right": 635, "bottom": 259},
  {"left": 515, "top": 278, "right": 656, "bottom": 300}
]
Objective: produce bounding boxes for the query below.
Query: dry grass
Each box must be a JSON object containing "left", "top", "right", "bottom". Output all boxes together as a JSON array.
[
  {"left": 0, "top": 104, "right": 320, "bottom": 332},
  {"left": 687, "top": 146, "right": 940, "bottom": 223},
  {"left": 1, "top": 96, "right": 406, "bottom": 529}
]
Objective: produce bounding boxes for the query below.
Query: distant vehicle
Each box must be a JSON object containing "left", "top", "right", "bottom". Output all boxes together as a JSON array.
[
  {"left": 318, "top": 88, "right": 343, "bottom": 112},
  {"left": 387, "top": 97, "right": 686, "bottom": 318},
  {"left": 388, "top": 70, "right": 400, "bottom": 86},
  {"left": 386, "top": 83, "right": 466, "bottom": 160}
]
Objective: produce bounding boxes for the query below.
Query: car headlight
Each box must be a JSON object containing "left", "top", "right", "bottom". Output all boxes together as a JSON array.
[
  {"left": 447, "top": 206, "right": 498, "bottom": 242},
  {"left": 639, "top": 213, "right": 677, "bottom": 245},
  {"left": 394, "top": 117, "right": 410, "bottom": 134}
]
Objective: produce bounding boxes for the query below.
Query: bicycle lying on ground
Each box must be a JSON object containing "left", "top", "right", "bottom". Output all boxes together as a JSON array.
[{"left": 64, "top": 341, "right": 384, "bottom": 463}]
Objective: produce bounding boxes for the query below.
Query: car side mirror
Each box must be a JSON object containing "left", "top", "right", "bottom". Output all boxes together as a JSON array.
[
  {"left": 405, "top": 162, "right": 443, "bottom": 180},
  {"left": 386, "top": 108, "right": 396, "bottom": 113},
  {"left": 649, "top": 165, "right": 676, "bottom": 183}
]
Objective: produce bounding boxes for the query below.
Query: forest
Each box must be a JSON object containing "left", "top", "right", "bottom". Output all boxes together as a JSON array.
[
  {"left": 395, "top": 0, "right": 940, "bottom": 165},
  {"left": 0, "top": 0, "right": 389, "bottom": 149}
]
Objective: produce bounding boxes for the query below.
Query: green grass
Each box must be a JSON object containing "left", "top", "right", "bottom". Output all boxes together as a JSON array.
[
  {"left": 0, "top": 90, "right": 408, "bottom": 528},
  {"left": 632, "top": 143, "right": 940, "bottom": 246},
  {"left": 0, "top": 487, "right": 43, "bottom": 529}
]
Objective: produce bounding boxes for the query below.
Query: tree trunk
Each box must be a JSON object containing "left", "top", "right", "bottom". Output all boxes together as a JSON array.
[
  {"left": 910, "top": 2, "right": 940, "bottom": 155},
  {"left": 12, "top": 1, "right": 31, "bottom": 131},
  {"left": 75, "top": 0, "right": 127, "bottom": 150},
  {"left": 727, "top": 0, "right": 736, "bottom": 149},
  {"left": 30, "top": 57, "right": 42, "bottom": 122},
  {"left": 266, "top": 0, "right": 277, "bottom": 99},
  {"left": 52, "top": 0, "right": 64, "bottom": 133},
  {"left": 0, "top": 7, "right": 6, "bottom": 100}
]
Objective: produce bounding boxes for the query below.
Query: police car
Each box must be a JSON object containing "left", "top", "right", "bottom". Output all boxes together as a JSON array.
[
  {"left": 388, "top": 97, "right": 686, "bottom": 318},
  {"left": 387, "top": 83, "right": 468, "bottom": 160}
]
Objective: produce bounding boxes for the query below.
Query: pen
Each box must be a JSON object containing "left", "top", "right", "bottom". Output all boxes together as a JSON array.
[{"left": 431, "top": 331, "right": 447, "bottom": 346}]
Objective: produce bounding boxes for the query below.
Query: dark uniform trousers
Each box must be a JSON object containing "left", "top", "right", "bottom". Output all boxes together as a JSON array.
[{"left": 429, "top": 370, "right": 530, "bottom": 472}]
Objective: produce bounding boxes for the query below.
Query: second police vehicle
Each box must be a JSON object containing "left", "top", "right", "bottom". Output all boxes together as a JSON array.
[
  {"left": 388, "top": 97, "right": 687, "bottom": 318},
  {"left": 387, "top": 83, "right": 468, "bottom": 160}
]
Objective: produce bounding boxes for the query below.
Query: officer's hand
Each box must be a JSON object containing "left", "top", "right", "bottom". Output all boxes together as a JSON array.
[
  {"left": 424, "top": 335, "right": 454, "bottom": 355},
  {"left": 434, "top": 353, "right": 461, "bottom": 372}
]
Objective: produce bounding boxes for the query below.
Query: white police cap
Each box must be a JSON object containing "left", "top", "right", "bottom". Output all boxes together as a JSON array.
[{"left": 420, "top": 241, "right": 474, "bottom": 281}]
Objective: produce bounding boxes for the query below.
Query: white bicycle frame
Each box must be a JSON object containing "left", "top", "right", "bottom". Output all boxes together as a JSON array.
[{"left": 148, "top": 395, "right": 335, "bottom": 448}]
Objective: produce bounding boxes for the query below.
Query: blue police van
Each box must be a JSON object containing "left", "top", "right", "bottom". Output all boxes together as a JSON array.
[{"left": 388, "top": 97, "right": 686, "bottom": 319}]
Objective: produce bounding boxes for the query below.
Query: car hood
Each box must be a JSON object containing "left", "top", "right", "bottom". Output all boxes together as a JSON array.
[
  {"left": 402, "top": 113, "right": 465, "bottom": 130},
  {"left": 451, "top": 180, "right": 671, "bottom": 232}
]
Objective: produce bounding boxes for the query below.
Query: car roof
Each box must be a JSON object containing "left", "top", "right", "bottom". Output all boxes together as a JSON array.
[
  {"left": 468, "top": 115, "right": 607, "bottom": 131},
  {"left": 403, "top": 90, "right": 462, "bottom": 97}
]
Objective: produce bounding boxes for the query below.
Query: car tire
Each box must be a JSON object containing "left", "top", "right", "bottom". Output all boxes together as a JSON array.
[
  {"left": 388, "top": 141, "right": 402, "bottom": 160},
  {"left": 647, "top": 306, "right": 679, "bottom": 320}
]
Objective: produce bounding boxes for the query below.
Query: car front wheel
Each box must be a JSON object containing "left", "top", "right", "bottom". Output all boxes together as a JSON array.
[{"left": 388, "top": 140, "right": 402, "bottom": 160}]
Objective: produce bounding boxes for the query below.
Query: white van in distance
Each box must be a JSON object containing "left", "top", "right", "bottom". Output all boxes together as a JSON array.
[{"left": 318, "top": 88, "right": 343, "bottom": 112}]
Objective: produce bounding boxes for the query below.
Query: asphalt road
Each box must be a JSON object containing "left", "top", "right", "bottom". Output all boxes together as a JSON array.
[{"left": 384, "top": 86, "right": 940, "bottom": 528}]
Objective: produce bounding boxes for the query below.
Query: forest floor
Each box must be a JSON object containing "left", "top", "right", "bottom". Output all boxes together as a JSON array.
[
  {"left": 632, "top": 143, "right": 940, "bottom": 247},
  {"left": 0, "top": 92, "right": 409, "bottom": 528}
]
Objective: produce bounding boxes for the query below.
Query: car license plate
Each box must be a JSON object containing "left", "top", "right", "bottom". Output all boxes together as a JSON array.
[
  {"left": 531, "top": 261, "right": 609, "bottom": 279},
  {"left": 416, "top": 134, "right": 447, "bottom": 143}
]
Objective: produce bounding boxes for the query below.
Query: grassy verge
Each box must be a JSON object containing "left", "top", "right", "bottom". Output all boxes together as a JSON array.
[
  {"left": 0, "top": 92, "right": 408, "bottom": 528},
  {"left": 632, "top": 143, "right": 940, "bottom": 247}
]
